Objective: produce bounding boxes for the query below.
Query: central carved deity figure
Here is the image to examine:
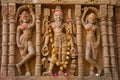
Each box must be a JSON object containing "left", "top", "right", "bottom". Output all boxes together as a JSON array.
[{"left": 42, "top": 6, "right": 76, "bottom": 76}]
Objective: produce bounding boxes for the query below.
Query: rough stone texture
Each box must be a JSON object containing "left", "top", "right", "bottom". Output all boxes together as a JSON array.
[{"left": 0, "top": 0, "right": 120, "bottom": 80}]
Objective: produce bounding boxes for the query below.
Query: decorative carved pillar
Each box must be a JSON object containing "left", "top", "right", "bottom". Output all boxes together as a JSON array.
[
  {"left": 75, "top": 5, "right": 83, "bottom": 77},
  {"left": 100, "top": 5, "right": 111, "bottom": 76},
  {"left": 115, "top": 7, "right": 120, "bottom": 79},
  {"left": 35, "top": 4, "right": 41, "bottom": 76},
  {"left": 1, "top": 3, "right": 8, "bottom": 76},
  {"left": 8, "top": 3, "right": 16, "bottom": 76},
  {"left": 108, "top": 5, "right": 119, "bottom": 80}
]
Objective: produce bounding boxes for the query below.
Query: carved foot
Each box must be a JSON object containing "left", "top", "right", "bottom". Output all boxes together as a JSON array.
[
  {"left": 25, "top": 71, "right": 31, "bottom": 76},
  {"left": 42, "top": 71, "right": 52, "bottom": 76},
  {"left": 90, "top": 71, "right": 95, "bottom": 77},
  {"left": 16, "top": 63, "right": 22, "bottom": 75},
  {"left": 98, "top": 67, "right": 102, "bottom": 76},
  {"left": 58, "top": 70, "right": 64, "bottom": 76}
]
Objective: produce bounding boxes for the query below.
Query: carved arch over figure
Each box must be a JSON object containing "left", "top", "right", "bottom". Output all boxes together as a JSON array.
[{"left": 16, "top": 5, "right": 33, "bottom": 23}]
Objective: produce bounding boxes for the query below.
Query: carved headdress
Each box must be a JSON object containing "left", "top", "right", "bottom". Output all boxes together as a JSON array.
[
  {"left": 86, "top": 12, "right": 97, "bottom": 23},
  {"left": 21, "top": 11, "right": 29, "bottom": 18},
  {"left": 88, "top": 13, "right": 96, "bottom": 19},
  {"left": 55, "top": 6, "right": 62, "bottom": 12},
  {"left": 54, "top": 6, "right": 63, "bottom": 16}
]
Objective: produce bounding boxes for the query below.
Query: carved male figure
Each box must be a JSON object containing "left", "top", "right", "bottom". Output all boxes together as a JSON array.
[
  {"left": 16, "top": 5, "right": 35, "bottom": 76},
  {"left": 81, "top": 7, "right": 102, "bottom": 76},
  {"left": 42, "top": 6, "right": 76, "bottom": 76}
]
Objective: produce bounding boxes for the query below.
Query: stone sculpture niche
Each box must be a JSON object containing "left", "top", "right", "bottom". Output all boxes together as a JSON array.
[
  {"left": 16, "top": 5, "right": 35, "bottom": 76},
  {"left": 41, "top": 5, "right": 77, "bottom": 76},
  {"left": 81, "top": 7, "right": 102, "bottom": 76}
]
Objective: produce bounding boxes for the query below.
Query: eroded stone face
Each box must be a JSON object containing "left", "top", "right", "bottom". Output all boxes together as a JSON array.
[{"left": 0, "top": 0, "right": 120, "bottom": 80}]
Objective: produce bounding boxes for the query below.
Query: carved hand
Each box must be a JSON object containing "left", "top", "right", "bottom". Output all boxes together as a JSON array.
[
  {"left": 84, "top": 7, "right": 89, "bottom": 12},
  {"left": 27, "top": 5, "right": 33, "bottom": 12},
  {"left": 27, "top": 5, "right": 33, "bottom": 9}
]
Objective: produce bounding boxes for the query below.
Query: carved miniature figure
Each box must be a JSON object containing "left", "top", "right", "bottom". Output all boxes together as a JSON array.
[
  {"left": 16, "top": 5, "right": 35, "bottom": 76},
  {"left": 42, "top": 6, "right": 76, "bottom": 76},
  {"left": 81, "top": 7, "right": 102, "bottom": 76}
]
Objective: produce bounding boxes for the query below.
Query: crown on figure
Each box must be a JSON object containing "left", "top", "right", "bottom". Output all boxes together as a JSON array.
[
  {"left": 54, "top": 6, "right": 63, "bottom": 16},
  {"left": 55, "top": 5, "right": 62, "bottom": 12},
  {"left": 21, "top": 11, "right": 29, "bottom": 18}
]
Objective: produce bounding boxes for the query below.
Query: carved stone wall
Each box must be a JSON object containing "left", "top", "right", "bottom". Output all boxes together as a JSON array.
[
  {"left": 0, "top": 0, "right": 120, "bottom": 80},
  {"left": 0, "top": 0, "right": 2, "bottom": 75}
]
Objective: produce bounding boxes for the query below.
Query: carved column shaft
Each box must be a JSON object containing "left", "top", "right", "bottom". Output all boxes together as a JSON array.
[
  {"left": 1, "top": 3, "right": 8, "bottom": 76},
  {"left": 8, "top": 3, "right": 16, "bottom": 76},
  {"left": 35, "top": 4, "right": 41, "bottom": 76},
  {"left": 108, "top": 5, "right": 119, "bottom": 80},
  {"left": 100, "top": 5, "right": 111, "bottom": 76},
  {"left": 75, "top": 5, "right": 83, "bottom": 76},
  {"left": 115, "top": 7, "right": 120, "bottom": 78}
]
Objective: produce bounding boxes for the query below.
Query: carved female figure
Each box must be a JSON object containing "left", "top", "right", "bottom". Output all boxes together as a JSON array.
[
  {"left": 16, "top": 5, "right": 35, "bottom": 76},
  {"left": 81, "top": 7, "right": 102, "bottom": 76},
  {"left": 42, "top": 6, "right": 76, "bottom": 76}
]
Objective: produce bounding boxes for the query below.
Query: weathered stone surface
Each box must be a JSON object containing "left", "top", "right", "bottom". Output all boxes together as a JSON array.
[{"left": 0, "top": 0, "right": 120, "bottom": 80}]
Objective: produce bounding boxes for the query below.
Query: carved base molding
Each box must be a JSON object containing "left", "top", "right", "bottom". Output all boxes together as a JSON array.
[{"left": 0, "top": 76, "right": 112, "bottom": 80}]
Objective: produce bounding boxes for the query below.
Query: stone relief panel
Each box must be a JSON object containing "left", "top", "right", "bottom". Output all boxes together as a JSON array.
[
  {"left": 81, "top": 7, "right": 102, "bottom": 76},
  {"left": 14, "top": 4, "right": 103, "bottom": 77},
  {"left": 15, "top": 5, "right": 36, "bottom": 76},
  {"left": 41, "top": 5, "right": 77, "bottom": 76}
]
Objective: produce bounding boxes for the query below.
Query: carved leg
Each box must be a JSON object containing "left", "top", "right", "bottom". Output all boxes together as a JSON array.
[
  {"left": 90, "top": 65, "right": 95, "bottom": 76},
  {"left": 16, "top": 63, "right": 22, "bottom": 74},
  {"left": 16, "top": 49, "right": 25, "bottom": 74},
  {"left": 58, "top": 44, "right": 67, "bottom": 76},
  {"left": 85, "top": 44, "right": 102, "bottom": 75},
  {"left": 25, "top": 62, "right": 31, "bottom": 76},
  {"left": 92, "top": 44, "right": 102, "bottom": 75}
]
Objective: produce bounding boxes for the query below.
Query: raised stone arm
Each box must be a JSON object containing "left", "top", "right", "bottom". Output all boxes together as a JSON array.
[
  {"left": 41, "top": 25, "right": 50, "bottom": 55},
  {"left": 81, "top": 7, "right": 89, "bottom": 27},
  {"left": 15, "top": 5, "right": 28, "bottom": 22},
  {"left": 27, "top": 5, "right": 35, "bottom": 28},
  {"left": 16, "top": 27, "right": 24, "bottom": 49}
]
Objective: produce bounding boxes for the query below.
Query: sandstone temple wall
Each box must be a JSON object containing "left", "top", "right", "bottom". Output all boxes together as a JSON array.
[{"left": 0, "top": 0, "right": 120, "bottom": 80}]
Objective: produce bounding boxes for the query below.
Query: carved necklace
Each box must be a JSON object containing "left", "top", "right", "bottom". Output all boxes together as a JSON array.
[{"left": 54, "top": 21, "right": 62, "bottom": 30}]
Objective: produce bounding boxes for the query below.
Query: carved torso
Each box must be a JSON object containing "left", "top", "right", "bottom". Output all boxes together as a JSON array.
[
  {"left": 50, "top": 22, "right": 67, "bottom": 44},
  {"left": 19, "top": 23, "right": 33, "bottom": 42},
  {"left": 85, "top": 23, "right": 97, "bottom": 42}
]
